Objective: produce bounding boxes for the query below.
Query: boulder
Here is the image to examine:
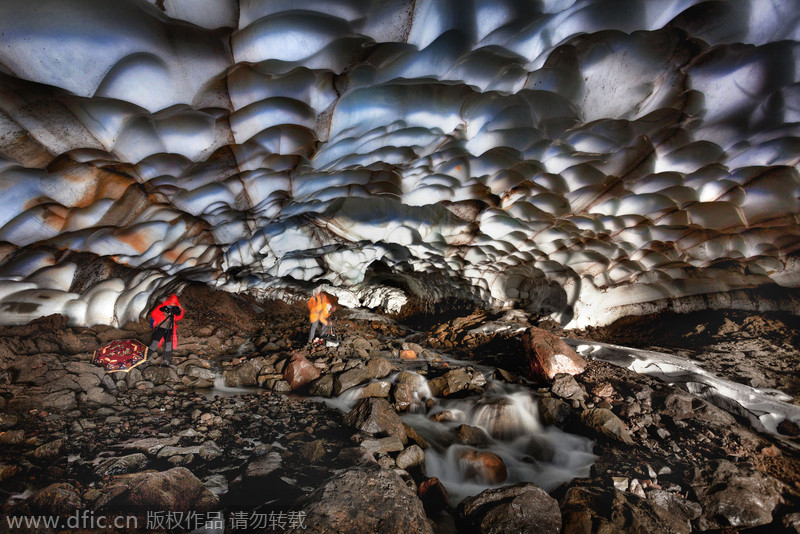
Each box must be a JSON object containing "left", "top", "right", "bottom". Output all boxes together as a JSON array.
[
  {"left": 456, "top": 424, "right": 492, "bottom": 448},
  {"left": 392, "top": 383, "right": 414, "bottom": 411},
  {"left": 334, "top": 368, "right": 373, "bottom": 396},
  {"left": 366, "top": 357, "right": 393, "bottom": 379},
  {"left": 551, "top": 374, "right": 587, "bottom": 401},
  {"left": 459, "top": 483, "right": 561, "bottom": 534},
  {"left": 141, "top": 365, "right": 179, "bottom": 386},
  {"left": 428, "top": 368, "right": 472, "bottom": 397},
  {"left": 522, "top": 327, "right": 586, "bottom": 380},
  {"left": 689, "top": 460, "right": 782, "bottom": 530},
  {"left": 97, "top": 467, "right": 218, "bottom": 512},
  {"left": 399, "top": 350, "right": 418, "bottom": 360},
  {"left": 29, "top": 482, "right": 83, "bottom": 515},
  {"left": 294, "top": 463, "right": 433, "bottom": 534},
  {"left": 359, "top": 436, "right": 405, "bottom": 454},
  {"left": 33, "top": 438, "right": 64, "bottom": 460},
  {"left": 539, "top": 396, "right": 572, "bottom": 425},
  {"left": 419, "top": 477, "right": 449, "bottom": 515},
  {"left": 123, "top": 436, "right": 180, "bottom": 455},
  {"left": 95, "top": 453, "right": 149, "bottom": 477},
  {"left": 309, "top": 374, "right": 334, "bottom": 397},
  {"left": 457, "top": 449, "right": 508, "bottom": 485},
  {"left": 283, "top": 352, "right": 321, "bottom": 390},
  {"left": 396, "top": 445, "right": 425, "bottom": 470},
  {"left": 581, "top": 408, "right": 634, "bottom": 445},
  {"left": 402, "top": 342, "right": 424, "bottom": 355},
  {"left": 85, "top": 386, "right": 116, "bottom": 405},
  {"left": 344, "top": 398, "right": 407, "bottom": 444},
  {"left": 359, "top": 381, "right": 391, "bottom": 399},
  {"left": 222, "top": 359, "right": 262, "bottom": 387},
  {"left": 0, "top": 413, "right": 18, "bottom": 429},
  {"left": 560, "top": 485, "right": 690, "bottom": 534}
]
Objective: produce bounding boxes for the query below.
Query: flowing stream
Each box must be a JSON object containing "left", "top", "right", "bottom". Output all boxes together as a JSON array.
[{"left": 321, "top": 357, "right": 596, "bottom": 504}]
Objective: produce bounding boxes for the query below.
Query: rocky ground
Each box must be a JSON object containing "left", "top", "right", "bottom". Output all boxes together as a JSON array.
[{"left": 0, "top": 284, "right": 798, "bottom": 533}]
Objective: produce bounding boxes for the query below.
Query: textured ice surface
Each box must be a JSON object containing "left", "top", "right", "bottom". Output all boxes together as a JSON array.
[
  {"left": 0, "top": 0, "right": 799, "bottom": 326},
  {"left": 568, "top": 339, "right": 800, "bottom": 438}
]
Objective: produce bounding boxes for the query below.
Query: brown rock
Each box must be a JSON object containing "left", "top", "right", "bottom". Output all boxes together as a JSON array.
[
  {"left": 399, "top": 350, "right": 418, "bottom": 360},
  {"left": 97, "top": 467, "right": 218, "bottom": 512},
  {"left": 296, "top": 464, "right": 433, "bottom": 534},
  {"left": 419, "top": 477, "right": 449, "bottom": 514},
  {"left": 522, "top": 327, "right": 586, "bottom": 380},
  {"left": 392, "top": 382, "right": 414, "bottom": 411},
  {"left": 30, "top": 482, "right": 82, "bottom": 515},
  {"left": 283, "top": 352, "right": 321, "bottom": 390},
  {"left": 458, "top": 449, "right": 508, "bottom": 485}
]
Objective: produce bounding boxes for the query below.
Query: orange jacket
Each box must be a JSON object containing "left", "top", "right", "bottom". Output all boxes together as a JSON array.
[
  {"left": 150, "top": 294, "right": 184, "bottom": 347},
  {"left": 307, "top": 292, "right": 335, "bottom": 325}
]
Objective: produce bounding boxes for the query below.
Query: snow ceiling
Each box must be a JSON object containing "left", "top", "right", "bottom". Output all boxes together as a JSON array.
[{"left": 0, "top": 0, "right": 799, "bottom": 328}]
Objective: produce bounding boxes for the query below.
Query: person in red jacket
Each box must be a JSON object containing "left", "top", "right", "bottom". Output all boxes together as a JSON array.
[{"left": 148, "top": 293, "right": 184, "bottom": 367}]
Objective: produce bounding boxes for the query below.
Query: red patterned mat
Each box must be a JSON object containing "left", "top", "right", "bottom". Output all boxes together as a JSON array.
[{"left": 92, "top": 339, "right": 149, "bottom": 372}]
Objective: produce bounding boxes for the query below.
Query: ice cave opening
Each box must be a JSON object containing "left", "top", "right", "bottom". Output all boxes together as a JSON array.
[{"left": 0, "top": 1, "right": 799, "bottom": 533}]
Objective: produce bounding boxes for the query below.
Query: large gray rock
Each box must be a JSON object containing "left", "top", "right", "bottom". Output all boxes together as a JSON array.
[
  {"left": 85, "top": 386, "right": 116, "bottom": 405},
  {"left": 222, "top": 358, "right": 263, "bottom": 387},
  {"left": 344, "top": 398, "right": 407, "bottom": 444},
  {"left": 580, "top": 408, "right": 634, "bottom": 445},
  {"left": 97, "top": 467, "right": 218, "bottom": 512},
  {"left": 291, "top": 464, "right": 433, "bottom": 534},
  {"left": 689, "top": 460, "right": 782, "bottom": 530},
  {"left": 428, "top": 367, "right": 472, "bottom": 397},
  {"left": 123, "top": 436, "right": 180, "bottom": 455},
  {"left": 334, "top": 367, "right": 373, "bottom": 395},
  {"left": 560, "top": 485, "right": 690, "bottom": 534},
  {"left": 95, "top": 453, "right": 149, "bottom": 477},
  {"left": 459, "top": 483, "right": 562, "bottom": 534},
  {"left": 366, "top": 356, "right": 393, "bottom": 379}
]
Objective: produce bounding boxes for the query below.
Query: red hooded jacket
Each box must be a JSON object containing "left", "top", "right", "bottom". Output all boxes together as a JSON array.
[{"left": 150, "top": 294, "right": 184, "bottom": 347}]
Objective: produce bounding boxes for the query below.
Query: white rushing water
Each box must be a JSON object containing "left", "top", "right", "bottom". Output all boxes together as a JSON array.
[{"left": 322, "top": 363, "right": 596, "bottom": 505}]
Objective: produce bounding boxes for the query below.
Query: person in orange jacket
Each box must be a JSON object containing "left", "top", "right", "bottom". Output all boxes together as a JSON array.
[
  {"left": 148, "top": 293, "right": 184, "bottom": 367},
  {"left": 307, "top": 291, "right": 338, "bottom": 344}
]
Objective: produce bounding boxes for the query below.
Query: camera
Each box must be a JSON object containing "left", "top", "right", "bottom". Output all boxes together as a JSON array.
[{"left": 160, "top": 305, "right": 181, "bottom": 316}]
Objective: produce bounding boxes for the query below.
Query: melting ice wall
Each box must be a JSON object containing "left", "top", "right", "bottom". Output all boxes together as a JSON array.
[{"left": 0, "top": 0, "right": 799, "bottom": 327}]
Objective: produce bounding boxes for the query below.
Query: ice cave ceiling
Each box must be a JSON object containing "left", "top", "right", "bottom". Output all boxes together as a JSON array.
[{"left": 0, "top": 0, "right": 799, "bottom": 328}]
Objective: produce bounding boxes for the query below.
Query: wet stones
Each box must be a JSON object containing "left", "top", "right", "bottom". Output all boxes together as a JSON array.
[
  {"left": 459, "top": 483, "right": 561, "bottom": 534},
  {"left": 222, "top": 358, "right": 264, "bottom": 387},
  {"left": 457, "top": 449, "right": 508, "bottom": 485},
  {"left": 396, "top": 444, "right": 425, "bottom": 470},
  {"left": 344, "top": 398, "right": 407, "bottom": 445},
  {"left": 366, "top": 356, "right": 393, "bottom": 379},
  {"left": 456, "top": 424, "right": 492, "bottom": 448},
  {"left": 428, "top": 368, "right": 471, "bottom": 397},
  {"left": 333, "top": 367, "right": 372, "bottom": 396}
]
